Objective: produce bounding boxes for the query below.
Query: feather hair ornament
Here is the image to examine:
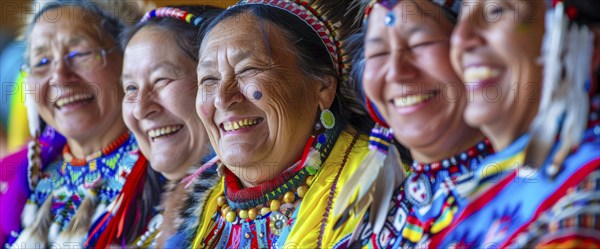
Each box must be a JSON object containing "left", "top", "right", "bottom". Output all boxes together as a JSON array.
[
  {"left": 55, "top": 188, "right": 100, "bottom": 247},
  {"left": 13, "top": 193, "right": 53, "bottom": 248},
  {"left": 19, "top": 71, "right": 44, "bottom": 242},
  {"left": 333, "top": 124, "right": 405, "bottom": 235},
  {"left": 524, "top": 1, "right": 594, "bottom": 178}
]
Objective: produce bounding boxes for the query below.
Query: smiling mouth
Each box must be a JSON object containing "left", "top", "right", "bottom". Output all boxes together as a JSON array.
[
  {"left": 463, "top": 66, "right": 502, "bottom": 83},
  {"left": 391, "top": 92, "right": 437, "bottom": 108},
  {"left": 221, "top": 118, "right": 263, "bottom": 132},
  {"left": 147, "top": 125, "right": 183, "bottom": 141},
  {"left": 55, "top": 94, "right": 95, "bottom": 109}
]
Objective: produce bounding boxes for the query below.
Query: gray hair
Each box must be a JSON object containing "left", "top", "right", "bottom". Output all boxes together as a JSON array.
[{"left": 23, "top": 0, "right": 147, "bottom": 63}]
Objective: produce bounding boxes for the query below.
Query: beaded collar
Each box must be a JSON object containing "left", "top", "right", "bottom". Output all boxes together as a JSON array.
[
  {"left": 219, "top": 124, "right": 341, "bottom": 222},
  {"left": 62, "top": 131, "right": 131, "bottom": 166},
  {"left": 411, "top": 138, "right": 494, "bottom": 174}
]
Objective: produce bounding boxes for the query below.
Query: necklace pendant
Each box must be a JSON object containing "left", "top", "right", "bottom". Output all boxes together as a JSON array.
[
  {"left": 385, "top": 11, "right": 396, "bottom": 26},
  {"left": 405, "top": 174, "right": 433, "bottom": 207},
  {"left": 269, "top": 212, "right": 289, "bottom": 236}
]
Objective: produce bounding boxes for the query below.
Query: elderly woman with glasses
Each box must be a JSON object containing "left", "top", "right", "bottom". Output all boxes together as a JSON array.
[{"left": 1, "top": 1, "right": 162, "bottom": 248}]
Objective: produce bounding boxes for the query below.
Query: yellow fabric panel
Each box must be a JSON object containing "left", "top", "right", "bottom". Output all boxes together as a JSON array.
[
  {"left": 193, "top": 177, "right": 223, "bottom": 248},
  {"left": 286, "top": 131, "right": 369, "bottom": 248},
  {"left": 193, "top": 130, "right": 371, "bottom": 248},
  {"left": 7, "top": 73, "right": 30, "bottom": 152}
]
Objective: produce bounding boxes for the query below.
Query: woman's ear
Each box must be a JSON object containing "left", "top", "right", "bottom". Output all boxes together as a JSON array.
[{"left": 317, "top": 75, "right": 338, "bottom": 110}]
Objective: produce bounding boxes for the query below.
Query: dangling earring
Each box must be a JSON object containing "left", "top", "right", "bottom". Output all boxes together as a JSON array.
[{"left": 320, "top": 109, "right": 336, "bottom": 130}]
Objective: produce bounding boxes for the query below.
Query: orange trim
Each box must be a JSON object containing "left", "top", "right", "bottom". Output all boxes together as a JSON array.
[{"left": 62, "top": 131, "right": 130, "bottom": 166}]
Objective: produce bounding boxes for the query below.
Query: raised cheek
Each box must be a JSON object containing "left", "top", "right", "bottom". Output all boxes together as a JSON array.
[
  {"left": 363, "top": 64, "right": 383, "bottom": 102},
  {"left": 197, "top": 102, "right": 213, "bottom": 122}
]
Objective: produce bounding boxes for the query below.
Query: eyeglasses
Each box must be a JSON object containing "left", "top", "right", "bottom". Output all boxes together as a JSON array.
[{"left": 22, "top": 46, "right": 119, "bottom": 80}]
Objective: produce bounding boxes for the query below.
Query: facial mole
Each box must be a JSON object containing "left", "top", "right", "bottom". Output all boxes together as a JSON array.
[{"left": 253, "top": 90, "right": 263, "bottom": 100}]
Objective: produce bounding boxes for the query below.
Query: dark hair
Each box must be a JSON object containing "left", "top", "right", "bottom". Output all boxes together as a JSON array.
[
  {"left": 24, "top": 1, "right": 125, "bottom": 62},
  {"left": 200, "top": 4, "right": 375, "bottom": 135},
  {"left": 120, "top": 5, "right": 223, "bottom": 63}
]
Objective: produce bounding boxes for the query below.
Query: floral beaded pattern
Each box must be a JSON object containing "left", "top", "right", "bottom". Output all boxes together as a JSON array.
[
  {"left": 28, "top": 134, "right": 138, "bottom": 233},
  {"left": 365, "top": 139, "right": 494, "bottom": 248}
]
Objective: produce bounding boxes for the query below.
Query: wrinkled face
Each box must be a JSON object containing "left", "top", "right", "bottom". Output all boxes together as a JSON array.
[
  {"left": 197, "top": 15, "right": 326, "bottom": 183},
  {"left": 27, "top": 6, "right": 124, "bottom": 142},
  {"left": 122, "top": 27, "right": 209, "bottom": 180},
  {"left": 363, "top": 1, "right": 467, "bottom": 152},
  {"left": 451, "top": 0, "right": 545, "bottom": 130}
]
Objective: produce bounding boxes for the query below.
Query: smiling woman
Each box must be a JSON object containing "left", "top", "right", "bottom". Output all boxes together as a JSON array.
[
  {"left": 119, "top": 5, "right": 223, "bottom": 248},
  {"left": 0, "top": 1, "right": 163, "bottom": 248},
  {"left": 186, "top": 0, "right": 380, "bottom": 248},
  {"left": 347, "top": 0, "right": 493, "bottom": 247},
  {"left": 430, "top": 0, "right": 600, "bottom": 247}
]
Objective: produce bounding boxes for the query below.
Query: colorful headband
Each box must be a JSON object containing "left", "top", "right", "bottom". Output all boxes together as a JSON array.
[
  {"left": 141, "top": 7, "right": 204, "bottom": 26},
  {"left": 233, "top": 0, "right": 346, "bottom": 79}
]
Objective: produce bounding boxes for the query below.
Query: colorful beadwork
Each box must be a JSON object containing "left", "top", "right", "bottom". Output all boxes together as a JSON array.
[
  {"left": 366, "top": 139, "right": 494, "bottom": 248},
  {"left": 197, "top": 125, "right": 348, "bottom": 248},
  {"left": 141, "top": 7, "right": 204, "bottom": 26},
  {"left": 431, "top": 97, "right": 600, "bottom": 248},
  {"left": 26, "top": 133, "right": 138, "bottom": 238}
]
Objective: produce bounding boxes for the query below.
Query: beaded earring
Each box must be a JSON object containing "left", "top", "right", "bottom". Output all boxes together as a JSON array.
[{"left": 320, "top": 109, "right": 336, "bottom": 130}]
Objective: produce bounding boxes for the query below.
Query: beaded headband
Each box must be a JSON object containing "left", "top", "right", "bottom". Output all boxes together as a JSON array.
[
  {"left": 232, "top": 0, "right": 347, "bottom": 79},
  {"left": 141, "top": 7, "right": 204, "bottom": 26}
]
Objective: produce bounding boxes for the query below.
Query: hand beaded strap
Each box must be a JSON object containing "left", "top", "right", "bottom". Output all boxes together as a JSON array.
[
  {"left": 233, "top": 0, "right": 348, "bottom": 80},
  {"left": 141, "top": 7, "right": 204, "bottom": 26}
]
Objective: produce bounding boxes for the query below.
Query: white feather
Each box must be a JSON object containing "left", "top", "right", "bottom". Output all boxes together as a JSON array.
[
  {"left": 333, "top": 148, "right": 384, "bottom": 218},
  {"left": 48, "top": 222, "right": 60, "bottom": 243},
  {"left": 21, "top": 202, "right": 39, "bottom": 227},
  {"left": 12, "top": 226, "right": 45, "bottom": 249},
  {"left": 525, "top": 3, "right": 594, "bottom": 173},
  {"left": 371, "top": 145, "right": 404, "bottom": 233},
  {"left": 92, "top": 202, "right": 108, "bottom": 222}
]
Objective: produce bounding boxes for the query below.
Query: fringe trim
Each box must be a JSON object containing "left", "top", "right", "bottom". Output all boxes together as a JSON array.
[{"left": 155, "top": 163, "right": 220, "bottom": 248}]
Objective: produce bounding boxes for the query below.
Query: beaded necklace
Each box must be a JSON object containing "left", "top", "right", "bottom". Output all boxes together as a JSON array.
[
  {"left": 25, "top": 132, "right": 138, "bottom": 243},
  {"left": 62, "top": 131, "right": 130, "bottom": 167},
  {"left": 411, "top": 138, "right": 494, "bottom": 174},
  {"left": 371, "top": 139, "right": 494, "bottom": 248},
  {"left": 201, "top": 126, "right": 341, "bottom": 248},
  {"left": 219, "top": 124, "right": 339, "bottom": 219}
]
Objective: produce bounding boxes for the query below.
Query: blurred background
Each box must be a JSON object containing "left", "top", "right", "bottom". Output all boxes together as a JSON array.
[{"left": 0, "top": 0, "right": 238, "bottom": 157}]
